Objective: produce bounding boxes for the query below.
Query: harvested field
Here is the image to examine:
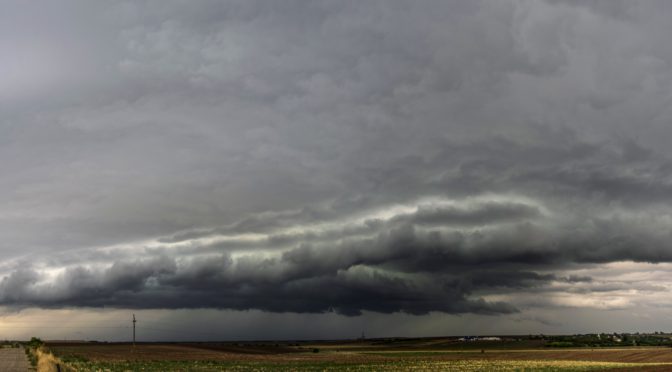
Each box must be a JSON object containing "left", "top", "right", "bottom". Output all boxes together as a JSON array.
[
  {"left": 49, "top": 344, "right": 311, "bottom": 362},
  {"left": 364, "top": 348, "right": 672, "bottom": 363},
  {"left": 45, "top": 341, "right": 672, "bottom": 371},
  {"left": 47, "top": 343, "right": 397, "bottom": 365}
]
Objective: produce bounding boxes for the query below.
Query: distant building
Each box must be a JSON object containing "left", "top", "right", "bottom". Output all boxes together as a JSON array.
[{"left": 458, "top": 336, "right": 501, "bottom": 342}]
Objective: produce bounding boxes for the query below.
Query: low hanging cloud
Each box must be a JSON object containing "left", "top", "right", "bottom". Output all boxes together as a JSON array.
[
  {"left": 2, "top": 0, "right": 672, "bottom": 326},
  {"left": 2, "top": 186, "right": 672, "bottom": 315}
]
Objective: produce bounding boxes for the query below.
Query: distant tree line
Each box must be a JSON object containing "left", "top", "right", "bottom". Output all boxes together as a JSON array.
[{"left": 546, "top": 333, "right": 672, "bottom": 348}]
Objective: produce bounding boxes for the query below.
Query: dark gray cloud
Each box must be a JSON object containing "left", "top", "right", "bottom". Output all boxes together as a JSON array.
[
  {"left": 2, "top": 0, "right": 672, "bottom": 336},
  {"left": 0, "top": 196, "right": 669, "bottom": 316}
]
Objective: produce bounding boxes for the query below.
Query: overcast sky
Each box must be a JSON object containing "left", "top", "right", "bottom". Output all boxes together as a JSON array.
[{"left": 3, "top": 0, "right": 672, "bottom": 341}]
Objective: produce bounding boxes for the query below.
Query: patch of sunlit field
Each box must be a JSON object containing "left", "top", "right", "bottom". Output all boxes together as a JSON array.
[{"left": 60, "top": 358, "right": 672, "bottom": 371}]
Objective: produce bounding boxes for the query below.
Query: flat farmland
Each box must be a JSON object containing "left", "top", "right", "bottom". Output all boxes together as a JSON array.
[{"left": 43, "top": 340, "right": 672, "bottom": 371}]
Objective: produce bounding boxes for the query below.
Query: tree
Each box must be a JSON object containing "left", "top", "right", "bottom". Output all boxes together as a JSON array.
[{"left": 28, "top": 337, "right": 43, "bottom": 348}]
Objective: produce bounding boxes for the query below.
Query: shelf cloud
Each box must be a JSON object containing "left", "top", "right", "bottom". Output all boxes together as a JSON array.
[{"left": 2, "top": 0, "right": 672, "bottom": 338}]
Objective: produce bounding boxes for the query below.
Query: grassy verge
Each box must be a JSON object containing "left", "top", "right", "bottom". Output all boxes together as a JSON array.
[{"left": 24, "top": 346, "right": 37, "bottom": 369}]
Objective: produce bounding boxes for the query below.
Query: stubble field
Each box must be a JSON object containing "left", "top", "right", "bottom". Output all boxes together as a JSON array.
[{"left": 43, "top": 339, "right": 672, "bottom": 371}]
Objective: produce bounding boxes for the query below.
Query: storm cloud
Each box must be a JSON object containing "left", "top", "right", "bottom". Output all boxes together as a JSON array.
[{"left": 2, "top": 0, "right": 672, "bottom": 337}]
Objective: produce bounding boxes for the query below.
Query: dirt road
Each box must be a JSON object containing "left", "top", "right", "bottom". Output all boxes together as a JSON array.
[{"left": 0, "top": 348, "right": 30, "bottom": 371}]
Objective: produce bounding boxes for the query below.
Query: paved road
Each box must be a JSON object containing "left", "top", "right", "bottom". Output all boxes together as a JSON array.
[{"left": 0, "top": 348, "right": 30, "bottom": 371}]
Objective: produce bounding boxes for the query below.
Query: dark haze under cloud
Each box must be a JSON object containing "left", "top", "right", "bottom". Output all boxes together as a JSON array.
[{"left": 2, "top": 0, "right": 672, "bottom": 334}]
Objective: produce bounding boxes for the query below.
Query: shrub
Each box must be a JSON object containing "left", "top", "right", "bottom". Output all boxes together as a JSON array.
[{"left": 28, "top": 337, "right": 43, "bottom": 348}]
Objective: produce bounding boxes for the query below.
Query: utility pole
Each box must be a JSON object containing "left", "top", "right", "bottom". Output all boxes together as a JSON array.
[{"left": 133, "top": 314, "right": 136, "bottom": 347}]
